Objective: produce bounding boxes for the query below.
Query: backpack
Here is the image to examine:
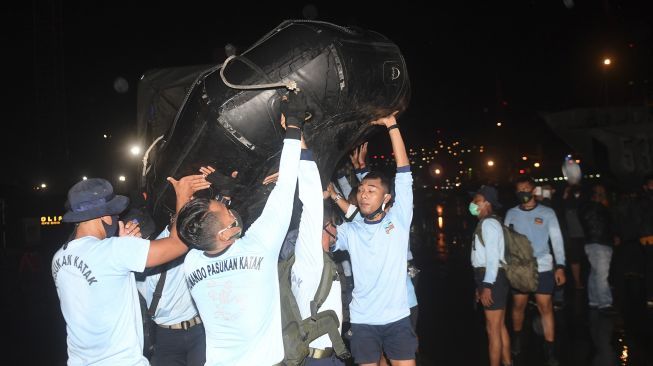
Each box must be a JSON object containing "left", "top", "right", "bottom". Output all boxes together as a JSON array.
[
  {"left": 474, "top": 216, "right": 539, "bottom": 293},
  {"left": 278, "top": 251, "right": 351, "bottom": 365}
]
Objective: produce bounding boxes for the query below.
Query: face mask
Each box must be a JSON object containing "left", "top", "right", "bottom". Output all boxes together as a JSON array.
[
  {"left": 516, "top": 191, "right": 533, "bottom": 204},
  {"left": 365, "top": 194, "right": 390, "bottom": 220},
  {"left": 468, "top": 202, "right": 480, "bottom": 216},
  {"left": 102, "top": 215, "right": 119, "bottom": 238},
  {"left": 381, "top": 194, "right": 389, "bottom": 211},
  {"left": 228, "top": 228, "right": 243, "bottom": 241}
]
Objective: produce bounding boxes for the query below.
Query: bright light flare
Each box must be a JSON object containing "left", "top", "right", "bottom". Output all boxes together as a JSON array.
[{"left": 130, "top": 146, "right": 142, "bottom": 156}]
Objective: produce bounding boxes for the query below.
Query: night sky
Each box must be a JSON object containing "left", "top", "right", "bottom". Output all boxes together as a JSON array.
[{"left": 4, "top": 0, "right": 652, "bottom": 196}]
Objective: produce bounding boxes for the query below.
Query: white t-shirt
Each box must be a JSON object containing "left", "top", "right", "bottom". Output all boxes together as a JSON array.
[
  {"left": 183, "top": 138, "right": 300, "bottom": 366},
  {"left": 138, "top": 227, "right": 198, "bottom": 325},
  {"left": 52, "top": 235, "right": 150, "bottom": 366},
  {"left": 291, "top": 156, "right": 342, "bottom": 350}
]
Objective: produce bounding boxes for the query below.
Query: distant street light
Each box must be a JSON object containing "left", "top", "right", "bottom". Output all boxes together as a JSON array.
[
  {"left": 119, "top": 176, "right": 126, "bottom": 182},
  {"left": 601, "top": 58, "right": 612, "bottom": 106},
  {"left": 41, "top": 183, "right": 47, "bottom": 188},
  {"left": 496, "top": 122, "right": 502, "bottom": 127},
  {"left": 521, "top": 156, "right": 528, "bottom": 161},
  {"left": 82, "top": 176, "right": 88, "bottom": 180},
  {"left": 534, "top": 162, "right": 541, "bottom": 168},
  {"left": 434, "top": 168, "right": 441, "bottom": 175},
  {"left": 487, "top": 160, "right": 495, "bottom": 167},
  {"left": 130, "top": 146, "right": 142, "bottom": 156}
]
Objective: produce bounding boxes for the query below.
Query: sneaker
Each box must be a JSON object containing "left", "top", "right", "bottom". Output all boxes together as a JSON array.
[{"left": 599, "top": 305, "right": 618, "bottom": 316}]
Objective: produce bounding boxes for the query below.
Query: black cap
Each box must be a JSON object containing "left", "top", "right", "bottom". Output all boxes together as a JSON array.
[{"left": 476, "top": 185, "right": 502, "bottom": 210}]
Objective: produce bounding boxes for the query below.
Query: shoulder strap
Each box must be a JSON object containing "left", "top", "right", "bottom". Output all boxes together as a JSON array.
[
  {"left": 474, "top": 219, "right": 486, "bottom": 246},
  {"left": 310, "top": 252, "right": 336, "bottom": 317},
  {"left": 148, "top": 270, "right": 167, "bottom": 317},
  {"left": 279, "top": 254, "right": 305, "bottom": 325},
  {"left": 474, "top": 215, "right": 504, "bottom": 247}
]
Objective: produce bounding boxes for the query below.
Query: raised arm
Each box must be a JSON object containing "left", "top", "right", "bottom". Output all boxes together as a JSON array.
[
  {"left": 245, "top": 92, "right": 307, "bottom": 251},
  {"left": 294, "top": 149, "right": 324, "bottom": 278},
  {"left": 336, "top": 175, "right": 353, "bottom": 199},
  {"left": 355, "top": 142, "right": 369, "bottom": 182},
  {"left": 370, "top": 112, "right": 409, "bottom": 168},
  {"left": 328, "top": 182, "right": 353, "bottom": 215},
  {"left": 146, "top": 175, "right": 210, "bottom": 268},
  {"left": 371, "top": 112, "right": 412, "bottom": 225}
]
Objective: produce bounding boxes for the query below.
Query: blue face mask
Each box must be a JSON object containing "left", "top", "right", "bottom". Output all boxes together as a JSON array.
[{"left": 469, "top": 202, "right": 480, "bottom": 216}]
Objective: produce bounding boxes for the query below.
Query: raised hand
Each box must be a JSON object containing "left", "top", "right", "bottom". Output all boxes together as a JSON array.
[
  {"left": 370, "top": 111, "right": 399, "bottom": 127},
  {"left": 280, "top": 91, "right": 309, "bottom": 129},
  {"left": 262, "top": 172, "right": 280, "bottom": 185},
  {"left": 167, "top": 175, "right": 211, "bottom": 201},
  {"left": 119, "top": 219, "right": 142, "bottom": 238},
  {"left": 358, "top": 142, "right": 368, "bottom": 169},
  {"left": 349, "top": 147, "right": 361, "bottom": 170}
]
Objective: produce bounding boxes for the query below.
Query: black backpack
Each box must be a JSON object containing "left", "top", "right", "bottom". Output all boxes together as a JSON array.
[{"left": 278, "top": 251, "right": 351, "bottom": 365}]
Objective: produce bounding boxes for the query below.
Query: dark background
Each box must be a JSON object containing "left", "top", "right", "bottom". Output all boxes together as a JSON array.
[{"left": 3, "top": 0, "right": 652, "bottom": 192}]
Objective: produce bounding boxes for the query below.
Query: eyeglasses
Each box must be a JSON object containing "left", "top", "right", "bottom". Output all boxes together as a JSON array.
[{"left": 323, "top": 222, "right": 337, "bottom": 241}]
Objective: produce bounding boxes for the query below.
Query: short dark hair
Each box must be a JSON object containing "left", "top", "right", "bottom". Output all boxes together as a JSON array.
[
  {"left": 176, "top": 198, "right": 221, "bottom": 251},
  {"left": 514, "top": 176, "right": 535, "bottom": 188},
  {"left": 360, "top": 171, "right": 393, "bottom": 194}
]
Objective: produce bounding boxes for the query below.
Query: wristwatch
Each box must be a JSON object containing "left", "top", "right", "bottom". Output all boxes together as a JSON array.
[{"left": 332, "top": 194, "right": 342, "bottom": 202}]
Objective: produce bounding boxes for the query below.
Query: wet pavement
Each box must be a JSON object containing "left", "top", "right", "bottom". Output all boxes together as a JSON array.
[
  {"left": 3, "top": 219, "right": 653, "bottom": 365},
  {"left": 410, "top": 225, "right": 653, "bottom": 366}
]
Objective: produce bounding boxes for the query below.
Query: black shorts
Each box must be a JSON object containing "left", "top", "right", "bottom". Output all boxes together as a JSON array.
[
  {"left": 512, "top": 270, "right": 555, "bottom": 295},
  {"left": 350, "top": 316, "right": 418, "bottom": 364},
  {"left": 474, "top": 268, "right": 509, "bottom": 310}
]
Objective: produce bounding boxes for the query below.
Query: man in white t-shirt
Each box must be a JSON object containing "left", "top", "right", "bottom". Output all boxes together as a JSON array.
[
  {"left": 52, "top": 174, "right": 208, "bottom": 365},
  {"left": 138, "top": 226, "right": 205, "bottom": 366},
  {"left": 175, "top": 92, "right": 307, "bottom": 366}
]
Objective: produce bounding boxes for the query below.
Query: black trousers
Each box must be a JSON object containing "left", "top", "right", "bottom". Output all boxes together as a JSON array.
[{"left": 151, "top": 323, "right": 206, "bottom": 366}]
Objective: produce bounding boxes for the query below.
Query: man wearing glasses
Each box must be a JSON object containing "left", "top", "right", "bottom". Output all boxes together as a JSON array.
[{"left": 175, "top": 92, "right": 307, "bottom": 366}]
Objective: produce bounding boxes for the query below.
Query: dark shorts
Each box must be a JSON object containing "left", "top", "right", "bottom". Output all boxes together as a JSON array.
[
  {"left": 474, "top": 268, "right": 509, "bottom": 310},
  {"left": 512, "top": 270, "right": 555, "bottom": 295},
  {"left": 350, "top": 316, "right": 418, "bottom": 364}
]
